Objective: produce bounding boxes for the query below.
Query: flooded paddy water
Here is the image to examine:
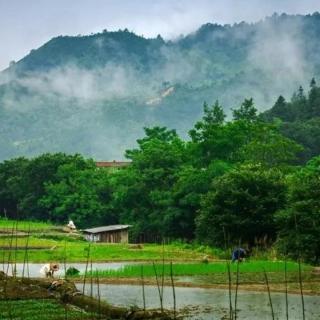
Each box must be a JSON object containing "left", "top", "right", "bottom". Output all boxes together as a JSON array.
[
  {"left": 3, "top": 262, "right": 320, "bottom": 319},
  {"left": 78, "top": 283, "right": 320, "bottom": 319}
]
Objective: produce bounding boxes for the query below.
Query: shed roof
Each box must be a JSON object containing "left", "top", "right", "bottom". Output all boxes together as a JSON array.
[{"left": 83, "top": 225, "right": 132, "bottom": 234}]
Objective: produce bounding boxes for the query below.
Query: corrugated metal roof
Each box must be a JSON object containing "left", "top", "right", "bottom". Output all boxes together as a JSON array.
[{"left": 83, "top": 225, "right": 132, "bottom": 234}]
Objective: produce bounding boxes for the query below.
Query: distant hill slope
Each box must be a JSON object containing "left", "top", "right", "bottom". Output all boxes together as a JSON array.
[
  {"left": 263, "top": 80, "right": 320, "bottom": 162},
  {"left": 1, "top": 12, "right": 320, "bottom": 161}
]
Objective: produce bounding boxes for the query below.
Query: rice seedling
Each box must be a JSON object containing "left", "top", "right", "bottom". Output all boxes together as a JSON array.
[{"left": 88, "top": 261, "right": 311, "bottom": 279}]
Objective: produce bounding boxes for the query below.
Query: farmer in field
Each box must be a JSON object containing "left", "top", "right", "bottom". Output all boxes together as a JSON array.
[
  {"left": 231, "top": 248, "right": 246, "bottom": 263},
  {"left": 39, "top": 263, "right": 60, "bottom": 278}
]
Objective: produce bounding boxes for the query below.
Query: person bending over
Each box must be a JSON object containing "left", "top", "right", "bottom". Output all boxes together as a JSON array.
[
  {"left": 231, "top": 248, "right": 246, "bottom": 263},
  {"left": 40, "top": 263, "right": 59, "bottom": 278}
]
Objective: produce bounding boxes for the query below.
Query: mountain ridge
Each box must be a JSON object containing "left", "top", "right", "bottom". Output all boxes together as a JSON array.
[{"left": 1, "top": 12, "right": 320, "bottom": 161}]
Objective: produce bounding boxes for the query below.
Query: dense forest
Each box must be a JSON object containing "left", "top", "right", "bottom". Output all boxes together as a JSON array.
[
  {"left": 1, "top": 13, "right": 320, "bottom": 160},
  {"left": 1, "top": 83, "right": 320, "bottom": 264}
]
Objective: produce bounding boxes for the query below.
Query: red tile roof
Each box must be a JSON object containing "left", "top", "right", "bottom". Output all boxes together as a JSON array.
[{"left": 96, "top": 161, "right": 131, "bottom": 168}]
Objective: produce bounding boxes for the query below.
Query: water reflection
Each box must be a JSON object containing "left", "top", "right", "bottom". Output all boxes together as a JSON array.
[{"left": 78, "top": 284, "right": 320, "bottom": 320}]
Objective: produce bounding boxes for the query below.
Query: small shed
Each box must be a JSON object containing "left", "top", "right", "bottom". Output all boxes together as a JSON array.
[{"left": 83, "top": 225, "right": 131, "bottom": 243}]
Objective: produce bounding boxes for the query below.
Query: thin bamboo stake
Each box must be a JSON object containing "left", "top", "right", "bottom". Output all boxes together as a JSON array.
[
  {"left": 141, "top": 265, "right": 146, "bottom": 311},
  {"left": 234, "top": 257, "right": 240, "bottom": 319},
  {"left": 26, "top": 243, "right": 30, "bottom": 278},
  {"left": 63, "top": 240, "right": 67, "bottom": 279},
  {"left": 3, "top": 239, "right": 13, "bottom": 320},
  {"left": 90, "top": 259, "right": 94, "bottom": 320},
  {"left": 96, "top": 269, "right": 101, "bottom": 319},
  {"left": 5, "top": 222, "right": 15, "bottom": 276},
  {"left": 294, "top": 212, "right": 305, "bottom": 320},
  {"left": 13, "top": 220, "right": 18, "bottom": 278},
  {"left": 90, "top": 259, "right": 93, "bottom": 299},
  {"left": 161, "top": 240, "right": 165, "bottom": 307},
  {"left": 152, "top": 261, "right": 163, "bottom": 312},
  {"left": 224, "top": 227, "right": 233, "bottom": 320},
  {"left": 22, "top": 224, "right": 31, "bottom": 278},
  {"left": 170, "top": 261, "right": 176, "bottom": 319},
  {"left": 57, "top": 230, "right": 69, "bottom": 318},
  {"left": 263, "top": 268, "right": 275, "bottom": 320},
  {"left": 298, "top": 258, "right": 305, "bottom": 320},
  {"left": 2, "top": 243, "right": 5, "bottom": 272},
  {"left": 284, "top": 258, "right": 289, "bottom": 320},
  {"left": 82, "top": 244, "right": 91, "bottom": 295},
  {"left": 227, "top": 262, "right": 233, "bottom": 320}
]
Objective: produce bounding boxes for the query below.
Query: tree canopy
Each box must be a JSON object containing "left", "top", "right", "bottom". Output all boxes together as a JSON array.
[{"left": 1, "top": 89, "right": 320, "bottom": 263}]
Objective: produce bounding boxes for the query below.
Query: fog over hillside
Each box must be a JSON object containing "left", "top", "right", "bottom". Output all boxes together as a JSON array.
[{"left": 1, "top": 12, "right": 320, "bottom": 161}]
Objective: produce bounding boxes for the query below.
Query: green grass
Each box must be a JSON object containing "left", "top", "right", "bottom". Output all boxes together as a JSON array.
[
  {"left": 0, "top": 218, "right": 55, "bottom": 232},
  {"left": 0, "top": 218, "right": 211, "bottom": 262},
  {"left": 88, "top": 261, "right": 312, "bottom": 278},
  {"left": 0, "top": 299, "right": 97, "bottom": 320},
  {"left": 0, "top": 240, "right": 207, "bottom": 262},
  {"left": 0, "top": 236, "right": 61, "bottom": 247}
]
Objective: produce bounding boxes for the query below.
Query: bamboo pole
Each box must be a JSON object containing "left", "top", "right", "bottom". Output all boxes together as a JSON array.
[
  {"left": 141, "top": 265, "right": 146, "bottom": 311},
  {"left": 22, "top": 224, "right": 31, "bottom": 278},
  {"left": 227, "top": 262, "right": 233, "bottom": 320},
  {"left": 170, "top": 261, "right": 176, "bottom": 319},
  {"left": 152, "top": 262, "right": 163, "bottom": 312},
  {"left": 96, "top": 269, "right": 101, "bottom": 319},
  {"left": 234, "top": 257, "right": 240, "bottom": 319},
  {"left": 284, "top": 257, "right": 289, "bottom": 320},
  {"left": 263, "top": 268, "right": 275, "bottom": 320},
  {"left": 298, "top": 258, "right": 305, "bottom": 320},
  {"left": 82, "top": 244, "right": 91, "bottom": 296}
]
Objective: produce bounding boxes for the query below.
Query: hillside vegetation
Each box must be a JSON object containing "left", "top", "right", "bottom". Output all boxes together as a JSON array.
[
  {"left": 1, "top": 85, "right": 320, "bottom": 264},
  {"left": 1, "top": 13, "right": 320, "bottom": 160}
]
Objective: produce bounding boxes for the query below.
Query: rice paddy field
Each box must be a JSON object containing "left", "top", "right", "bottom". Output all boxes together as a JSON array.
[
  {"left": 0, "top": 218, "right": 319, "bottom": 319},
  {"left": 90, "top": 261, "right": 312, "bottom": 278}
]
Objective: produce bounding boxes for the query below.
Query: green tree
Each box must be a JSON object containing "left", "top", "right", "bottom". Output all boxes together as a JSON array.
[
  {"left": 19, "top": 153, "right": 92, "bottom": 220},
  {"left": 165, "top": 160, "right": 231, "bottom": 239},
  {"left": 189, "top": 101, "right": 251, "bottom": 166},
  {"left": 196, "top": 165, "right": 287, "bottom": 247},
  {"left": 276, "top": 156, "right": 320, "bottom": 264},
  {"left": 232, "top": 98, "right": 258, "bottom": 122},
  {"left": 0, "top": 157, "right": 29, "bottom": 218},
  {"left": 113, "top": 127, "right": 186, "bottom": 241},
  {"left": 39, "top": 163, "right": 113, "bottom": 227},
  {"left": 238, "top": 122, "right": 303, "bottom": 167},
  {"left": 267, "top": 95, "right": 288, "bottom": 120}
]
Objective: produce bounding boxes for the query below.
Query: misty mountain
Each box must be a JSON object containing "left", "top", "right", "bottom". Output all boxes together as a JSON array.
[{"left": 1, "top": 12, "right": 320, "bottom": 161}]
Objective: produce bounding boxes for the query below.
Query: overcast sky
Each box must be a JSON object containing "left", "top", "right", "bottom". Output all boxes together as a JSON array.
[{"left": 0, "top": 0, "right": 320, "bottom": 70}]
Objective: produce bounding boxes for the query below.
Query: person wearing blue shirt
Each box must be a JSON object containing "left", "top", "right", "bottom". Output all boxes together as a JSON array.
[{"left": 232, "top": 248, "right": 246, "bottom": 262}]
